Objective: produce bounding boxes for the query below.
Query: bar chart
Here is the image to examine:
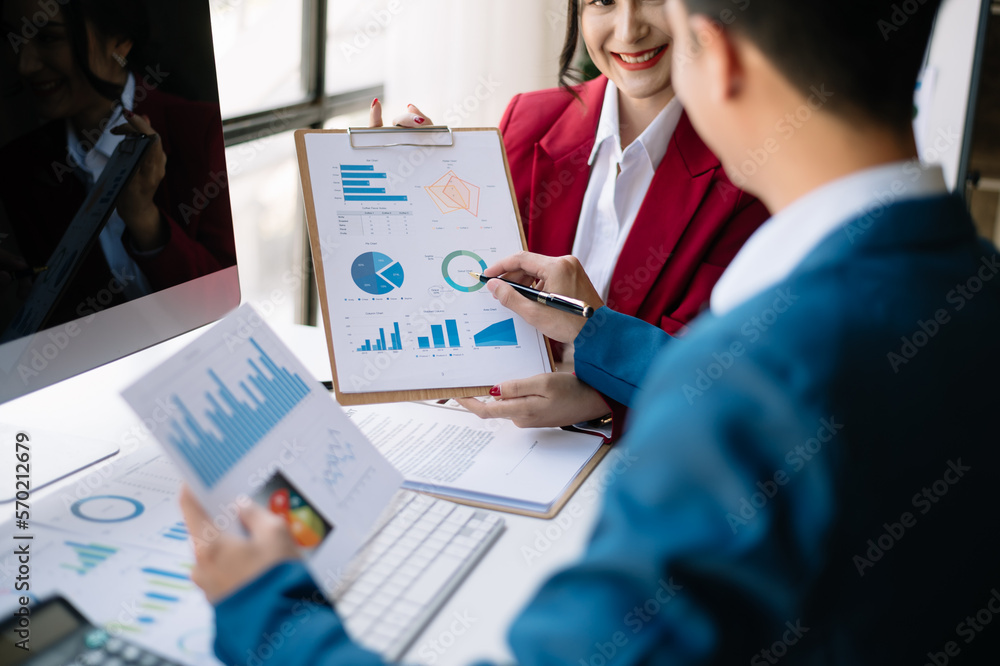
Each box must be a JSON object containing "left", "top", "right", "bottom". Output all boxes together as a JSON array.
[
  {"left": 161, "top": 522, "right": 189, "bottom": 544},
  {"left": 418, "top": 319, "right": 462, "bottom": 350},
  {"left": 63, "top": 541, "right": 118, "bottom": 575},
  {"left": 340, "top": 164, "right": 407, "bottom": 202},
  {"left": 165, "top": 338, "right": 312, "bottom": 489},
  {"left": 356, "top": 321, "right": 403, "bottom": 352}
]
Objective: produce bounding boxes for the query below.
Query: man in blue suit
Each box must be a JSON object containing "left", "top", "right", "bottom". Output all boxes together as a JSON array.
[{"left": 181, "top": 0, "right": 1000, "bottom": 663}]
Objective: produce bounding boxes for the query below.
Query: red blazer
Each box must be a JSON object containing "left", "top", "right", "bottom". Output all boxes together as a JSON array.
[
  {"left": 499, "top": 76, "right": 769, "bottom": 435},
  {"left": 0, "top": 88, "right": 236, "bottom": 329}
]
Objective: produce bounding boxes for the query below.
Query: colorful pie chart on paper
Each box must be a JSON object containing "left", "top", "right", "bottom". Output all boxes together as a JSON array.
[{"left": 351, "top": 252, "right": 405, "bottom": 295}]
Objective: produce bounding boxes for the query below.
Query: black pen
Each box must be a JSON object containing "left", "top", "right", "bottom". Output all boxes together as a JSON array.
[{"left": 470, "top": 272, "right": 594, "bottom": 318}]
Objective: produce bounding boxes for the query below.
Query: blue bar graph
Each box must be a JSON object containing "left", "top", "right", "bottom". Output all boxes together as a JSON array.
[
  {"left": 356, "top": 322, "right": 403, "bottom": 352},
  {"left": 345, "top": 195, "right": 407, "bottom": 202},
  {"left": 340, "top": 163, "right": 406, "bottom": 202},
  {"left": 146, "top": 592, "right": 180, "bottom": 603},
  {"left": 446, "top": 320, "right": 461, "bottom": 348},
  {"left": 142, "top": 567, "right": 191, "bottom": 582},
  {"left": 424, "top": 319, "right": 461, "bottom": 349},
  {"left": 62, "top": 542, "right": 117, "bottom": 575},
  {"left": 162, "top": 522, "right": 188, "bottom": 542},
  {"left": 165, "top": 338, "right": 311, "bottom": 489},
  {"left": 431, "top": 325, "right": 445, "bottom": 348}
]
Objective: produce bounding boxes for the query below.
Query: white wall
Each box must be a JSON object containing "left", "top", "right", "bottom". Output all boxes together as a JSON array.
[{"left": 382, "top": 0, "right": 568, "bottom": 127}]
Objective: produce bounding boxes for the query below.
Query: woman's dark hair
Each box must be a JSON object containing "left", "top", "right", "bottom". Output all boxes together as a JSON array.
[
  {"left": 62, "top": 0, "right": 152, "bottom": 101},
  {"left": 558, "top": 0, "right": 582, "bottom": 98}
]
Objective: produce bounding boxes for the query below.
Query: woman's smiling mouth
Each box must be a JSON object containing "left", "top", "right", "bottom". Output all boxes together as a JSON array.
[{"left": 613, "top": 44, "right": 669, "bottom": 70}]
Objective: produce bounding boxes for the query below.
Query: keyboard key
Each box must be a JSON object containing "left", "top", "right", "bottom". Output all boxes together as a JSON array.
[
  {"left": 429, "top": 501, "right": 454, "bottom": 516},
  {"left": 403, "top": 554, "right": 464, "bottom": 605},
  {"left": 334, "top": 493, "right": 504, "bottom": 660}
]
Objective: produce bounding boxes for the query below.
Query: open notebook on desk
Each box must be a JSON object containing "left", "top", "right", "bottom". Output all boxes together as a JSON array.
[{"left": 346, "top": 401, "right": 608, "bottom": 518}]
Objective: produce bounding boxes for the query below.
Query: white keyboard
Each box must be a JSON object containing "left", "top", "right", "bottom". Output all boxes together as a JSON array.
[{"left": 332, "top": 490, "right": 504, "bottom": 660}]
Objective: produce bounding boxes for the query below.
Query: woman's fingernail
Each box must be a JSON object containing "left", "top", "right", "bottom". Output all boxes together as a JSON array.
[
  {"left": 371, "top": 97, "right": 378, "bottom": 107},
  {"left": 414, "top": 117, "right": 425, "bottom": 125},
  {"left": 489, "top": 385, "right": 502, "bottom": 398},
  {"left": 124, "top": 109, "right": 134, "bottom": 118}
]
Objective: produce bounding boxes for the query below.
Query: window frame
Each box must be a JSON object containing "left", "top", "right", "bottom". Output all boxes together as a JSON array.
[{"left": 218, "top": 0, "right": 381, "bottom": 325}]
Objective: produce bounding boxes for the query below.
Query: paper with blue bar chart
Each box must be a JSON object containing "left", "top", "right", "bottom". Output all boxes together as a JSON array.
[
  {"left": 121, "top": 304, "right": 403, "bottom": 592},
  {"left": 295, "top": 127, "right": 552, "bottom": 403}
]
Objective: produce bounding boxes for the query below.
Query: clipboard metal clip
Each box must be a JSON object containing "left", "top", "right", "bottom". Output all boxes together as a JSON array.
[{"left": 347, "top": 125, "right": 455, "bottom": 149}]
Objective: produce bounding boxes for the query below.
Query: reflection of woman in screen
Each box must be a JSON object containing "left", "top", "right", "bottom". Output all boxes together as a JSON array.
[{"left": 0, "top": 0, "right": 235, "bottom": 328}]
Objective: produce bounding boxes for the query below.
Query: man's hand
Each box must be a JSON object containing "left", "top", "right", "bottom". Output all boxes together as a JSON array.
[
  {"left": 179, "top": 485, "right": 300, "bottom": 603},
  {"left": 482, "top": 252, "right": 605, "bottom": 344},
  {"left": 455, "top": 372, "right": 610, "bottom": 428}
]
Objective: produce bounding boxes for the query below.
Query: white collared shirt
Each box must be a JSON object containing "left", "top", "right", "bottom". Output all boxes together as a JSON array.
[
  {"left": 572, "top": 81, "right": 684, "bottom": 299},
  {"left": 710, "top": 161, "right": 948, "bottom": 315},
  {"left": 66, "top": 73, "right": 153, "bottom": 300}
]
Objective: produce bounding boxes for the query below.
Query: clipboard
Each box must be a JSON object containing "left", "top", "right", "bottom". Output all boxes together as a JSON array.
[{"left": 295, "top": 126, "right": 555, "bottom": 406}]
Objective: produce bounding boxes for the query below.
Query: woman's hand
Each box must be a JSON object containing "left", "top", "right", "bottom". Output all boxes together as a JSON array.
[
  {"left": 369, "top": 99, "right": 433, "bottom": 128},
  {"left": 111, "top": 111, "right": 168, "bottom": 251},
  {"left": 455, "top": 372, "right": 610, "bottom": 428},
  {"left": 179, "top": 485, "right": 300, "bottom": 603},
  {"left": 483, "top": 252, "right": 605, "bottom": 344}
]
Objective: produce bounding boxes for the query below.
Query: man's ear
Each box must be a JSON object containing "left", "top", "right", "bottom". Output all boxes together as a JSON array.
[{"left": 687, "top": 14, "right": 744, "bottom": 103}]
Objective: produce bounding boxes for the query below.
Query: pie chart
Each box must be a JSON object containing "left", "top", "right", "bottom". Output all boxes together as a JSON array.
[{"left": 351, "top": 252, "right": 405, "bottom": 295}]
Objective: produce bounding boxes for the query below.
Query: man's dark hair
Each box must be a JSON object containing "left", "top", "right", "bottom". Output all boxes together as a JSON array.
[{"left": 681, "top": 0, "right": 942, "bottom": 130}]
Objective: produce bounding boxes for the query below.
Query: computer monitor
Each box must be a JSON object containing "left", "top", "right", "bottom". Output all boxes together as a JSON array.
[
  {"left": 914, "top": 0, "right": 991, "bottom": 194},
  {"left": 0, "top": 0, "right": 239, "bottom": 493}
]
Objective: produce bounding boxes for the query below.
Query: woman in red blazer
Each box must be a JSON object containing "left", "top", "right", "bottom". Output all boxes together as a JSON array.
[{"left": 377, "top": 1, "right": 768, "bottom": 438}]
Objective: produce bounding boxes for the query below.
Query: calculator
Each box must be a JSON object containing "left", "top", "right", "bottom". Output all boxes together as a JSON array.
[{"left": 0, "top": 596, "right": 184, "bottom": 665}]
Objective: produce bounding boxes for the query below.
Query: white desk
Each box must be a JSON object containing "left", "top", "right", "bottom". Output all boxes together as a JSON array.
[{"left": 1, "top": 323, "right": 610, "bottom": 665}]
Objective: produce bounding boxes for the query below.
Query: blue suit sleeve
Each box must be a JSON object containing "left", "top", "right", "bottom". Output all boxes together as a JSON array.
[
  {"left": 213, "top": 561, "right": 384, "bottom": 666},
  {"left": 573, "top": 307, "right": 673, "bottom": 406},
  {"left": 508, "top": 323, "right": 835, "bottom": 664},
  {"left": 212, "top": 318, "right": 834, "bottom": 666}
]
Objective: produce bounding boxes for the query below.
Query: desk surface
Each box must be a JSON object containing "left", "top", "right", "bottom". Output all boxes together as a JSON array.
[{"left": 0, "top": 322, "right": 609, "bottom": 665}]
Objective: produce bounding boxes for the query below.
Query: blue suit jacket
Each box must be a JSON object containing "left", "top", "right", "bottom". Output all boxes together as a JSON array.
[{"left": 212, "top": 194, "right": 1000, "bottom": 664}]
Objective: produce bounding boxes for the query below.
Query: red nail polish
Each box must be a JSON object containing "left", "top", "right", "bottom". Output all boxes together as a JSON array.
[
  {"left": 414, "top": 117, "right": 425, "bottom": 125},
  {"left": 489, "top": 385, "right": 501, "bottom": 397},
  {"left": 124, "top": 109, "right": 134, "bottom": 118},
  {"left": 371, "top": 97, "right": 378, "bottom": 107}
]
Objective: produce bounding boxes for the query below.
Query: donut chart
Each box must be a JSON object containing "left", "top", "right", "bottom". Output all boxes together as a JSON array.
[
  {"left": 70, "top": 495, "right": 145, "bottom": 523},
  {"left": 442, "top": 250, "right": 488, "bottom": 293},
  {"left": 351, "top": 252, "right": 405, "bottom": 295}
]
